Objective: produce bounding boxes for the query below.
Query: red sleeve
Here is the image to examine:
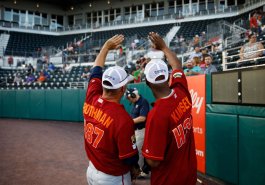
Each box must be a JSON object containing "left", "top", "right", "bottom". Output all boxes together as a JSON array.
[
  {"left": 117, "top": 116, "right": 138, "bottom": 159},
  {"left": 169, "top": 69, "right": 188, "bottom": 90},
  {"left": 142, "top": 110, "right": 169, "bottom": 161},
  {"left": 85, "top": 78, "right": 103, "bottom": 102}
]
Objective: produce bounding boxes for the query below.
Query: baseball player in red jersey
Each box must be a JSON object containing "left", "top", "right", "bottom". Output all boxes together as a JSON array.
[
  {"left": 142, "top": 32, "right": 197, "bottom": 185},
  {"left": 83, "top": 35, "right": 140, "bottom": 185}
]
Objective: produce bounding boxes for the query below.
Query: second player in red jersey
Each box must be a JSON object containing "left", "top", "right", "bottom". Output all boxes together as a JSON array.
[{"left": 142, "top": 32, "right": 197, "bottom": 185}]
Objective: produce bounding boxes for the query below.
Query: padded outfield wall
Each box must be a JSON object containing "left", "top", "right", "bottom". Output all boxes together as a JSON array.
[{"left": 0, "top": 75, "right": 264, "bottom": 185}]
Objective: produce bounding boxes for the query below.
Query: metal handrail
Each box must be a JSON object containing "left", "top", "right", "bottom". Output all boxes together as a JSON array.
[{"left": 222, "top": 47, "right": 265, "bottom": 71}]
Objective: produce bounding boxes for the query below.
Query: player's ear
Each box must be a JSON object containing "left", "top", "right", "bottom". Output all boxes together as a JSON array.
[{"left": 121, "top": 85, "right": 126, "bottom": 94}]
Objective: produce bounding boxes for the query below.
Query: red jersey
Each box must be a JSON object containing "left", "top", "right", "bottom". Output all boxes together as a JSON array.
[
  {"left": 250, "top": 16, "right": 258, "bottom": 28},
  {"left": 83, "top": 77, "right": 138, "bottom": 176},
  {"left": 142, "top": 70, "right": 197, "bottom": 185}
]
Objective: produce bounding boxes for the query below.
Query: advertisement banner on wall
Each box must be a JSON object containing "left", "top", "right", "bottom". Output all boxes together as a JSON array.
[{"left": 187, "top": 75, "right": 206, "bottom": 174}]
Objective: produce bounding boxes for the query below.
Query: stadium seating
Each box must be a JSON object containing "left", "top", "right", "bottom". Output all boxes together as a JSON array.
[
  {"left": 4, "top": 23, "right": 174, "bottom": 57},
  {"left": 5, "top": 32, "right": 85, "bottom": 56},
  {"left": 175, "top": 11, "right": 251, "bottom": 41},
  {"left": 224, "top": 33, "right": 265, "bottom": 69},
  {"left": 0, "top": 64, "right": 93, "bottom": 90}
]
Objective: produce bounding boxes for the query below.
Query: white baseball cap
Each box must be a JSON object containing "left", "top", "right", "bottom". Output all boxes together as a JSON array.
[
  {"left": 102, "top": 66, "right": 134, "bottom": 89},
  {"left": 144, "top": 59, "right": 169, "bottom": 84}
]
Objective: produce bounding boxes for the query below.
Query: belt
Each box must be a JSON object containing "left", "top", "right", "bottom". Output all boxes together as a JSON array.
[
  {"left": 135, "top": 127, "right": 145, "bottom": 130},
  {"left": 134, "top": 122, "right": 145, "bottom": 130}
]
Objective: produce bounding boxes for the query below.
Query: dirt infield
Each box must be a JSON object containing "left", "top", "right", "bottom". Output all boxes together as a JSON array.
[{"left": 0, "top": 119, "right": 225, "bottom": 185}]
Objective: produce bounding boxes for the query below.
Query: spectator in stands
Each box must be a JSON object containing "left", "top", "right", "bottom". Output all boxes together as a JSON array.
[
  {"left": 43, "top": 70, "right": 50, "bottom": 79},
  {"left": 135, "top": 57, "right": 148, "bottom": 81},
  {"left": 200, "top": 31, "right": 207, "bottom": 46},
  {"left": 62, "top": 63, "right": 71, "bottom": 74},
  {"left": 184, "top": 61, "right": 194, "bottom": 76},
  {"left": 189, "top": 46, "right": 202, "bottom": 60},
  {"left": 27, "top": 63, "right": 34, "bottom": 75},
  {"left": 204, "top": 54, "right": 217, "bottom": 74},
  {"left": 250, "top": 13, "right": 258, "bottom": 33},
  {"left": 239, "top": 33, "right": 264, "bottom": 60},
  {"left": 131, "top": 42, "right": 136, "bottom": 51},
  {"left": 81, "top": 67, "right": 90, "bottom": 81},
  {"left": 211, "top": 43, "right": 221, "bottom": 54},
  {"left": 8, "top": 56, "right": 14, "bottom": 67},
  {"left": 48, "top": 62, "right": 55, "bottom": 72},
  {"left": 200, "top": 47, "right": 209, "bottom": 69},
  {"left": 173, "top": 36, "right": 180, "bottom": 45},
  {"left": 189, "top": 35, "right": 200, "bottom": 51},
  {"left": 16, "top": 60, "right": 22, "bottom": 67},
  {"left": 36, "top": 59, "right": 43, "bottom": 72},
  {"left": 192, "top": 56, "right": 203, "bottom": 74},
  {"left": 257, "top": 14, "right": 263, "bottom": 35},
  {"left": 119, "top": 46, "right": 123, "bottom": 57},
  {"left": 25, "top": 74, "right": 36, "bottom": 85},
  {"left": 133, "top": 65, "right": 141, "bottom": 83},
  {"left": 180, "top": 40, "right": 188, "bottom": 53},
  {"left": 184, "top": 57, "right": 202, "bottom": 76},
  {"left": 134, "top": 38, "right": 140, "bottom": 47},
  {"left": 37, "top": 71, "right": 46, "bottom": 83},
  {"left": 13, "top": 73, "right": 22, "bottom": 84},
  {"left": 135, "top": 57, "right": 150, "bottom": 83},
  {"left": 179, "top": 35, "right": 185, "bottom": 43}
]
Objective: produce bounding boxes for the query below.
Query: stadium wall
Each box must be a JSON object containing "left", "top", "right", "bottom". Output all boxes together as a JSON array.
[{"left": 0, "top": 75, "right": 264, "bottom": 185}]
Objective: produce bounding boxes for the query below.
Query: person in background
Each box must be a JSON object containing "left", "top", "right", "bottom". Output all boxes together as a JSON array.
[
  {"left": 200, "top": 47, "right": 209, "bottom": 71},
  {"left": 27, "top": 63, "right": 34, "bottom": 75},
  {"left": 8, "top": 56, "right": 13, "bottom": 67},
  {"left": 204, "top": 54, "right": 217, "bottom": 74},
  {"left": 13, "top": 73, "right": 22, "bottom": 84},
  {"left": 37, "top": 71, "right": 46, "bottom": 83},
  {"left": 25, "top": 74, "right": 36, "bottom": 85},
  {"left": 43, "top": 70, "right": 50, "bottom": 79},
  {"left": 133, "top": 65, "right": 141, "bottom": 83},
  {"left": 62, "top": 63, "right": 71, "bottom": 74},
  {"left": 48, "top": 62, "right": 56, "bottom": 72},
  {"left": 239, "top": 33, "right": 264, "bottom": 60},
  {"left": 184, "top": 61, "right": 194, "bottom": 76},
  {"left": 250, "top": 12, "right": 258, "bottom": 33},
  {"left": 189, "top": 46, "right": 202, "bottom": 60},
  {"left": 125, "top": 87, "right": 150, "bottom": 178},
  {"left": 81, "top": 67, "right": 91, "bottom": 81},
  {"left": 184, "top": 57, "right": 203, "bottom": 76},
  {"left": 192, "top": 56, "right": 203, "bottom": 74}
]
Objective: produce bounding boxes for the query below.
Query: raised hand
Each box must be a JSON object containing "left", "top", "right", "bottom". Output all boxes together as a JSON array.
[
  {"left": 103, "top": 34, "right": 124, "bottom": 50},
  {"left": 148, "top": 32, "right": 182, "bottom": 70},
  {"left": 148, "top": 32, "right": 167, "bottom": 51},
  {"left": 94, "top": 34, "right": 124, "bottom": 67}
]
